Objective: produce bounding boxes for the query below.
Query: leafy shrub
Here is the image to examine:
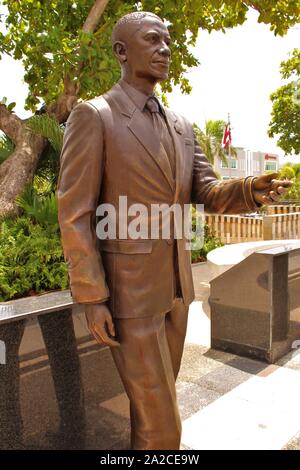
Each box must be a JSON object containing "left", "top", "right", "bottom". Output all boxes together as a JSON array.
[
  {"left": 0, "top": 176, "right": 68, "bottom": 302},
  {"left": 190, "top": 205, "right": 223, "bottom": 263},
  {"left": 0, "top": 214, "right": 68, "bottom": 301},
  {"left": 191, "top": 223, "right": 223, "bottom": 263},
  {"left": 283, "top": 178, "right": 300, "bottom": 201},
  {"left": 279, "top": 165, "right": 295, "bottom": 180},
  {"left": 0, "top": 215, "right": 68, "bottom": 301},
  {"left": 277, "top": 163, "right": 300, "bottom": 202},
  {"left": 16, "top": 177, "right": 58, "bottom": 226}
]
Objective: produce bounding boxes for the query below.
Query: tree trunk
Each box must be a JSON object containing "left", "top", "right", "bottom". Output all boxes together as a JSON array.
[{"left": 0, "top": 126, "right": 46, "bottom": 216}]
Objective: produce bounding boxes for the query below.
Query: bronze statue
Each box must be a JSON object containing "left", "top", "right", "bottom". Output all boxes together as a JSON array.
[{"left": 57, "top": 11, "right": 291, "bottom": 450}]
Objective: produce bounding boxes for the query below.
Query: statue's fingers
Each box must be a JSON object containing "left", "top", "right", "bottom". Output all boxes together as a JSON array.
[
  {"left": 93, "top": 325, "right": 120, "bottom": 348},
  {"left": 106, "top": 315, "right": 116, "bottom": 337},
  {"left": 277, "top": 186, "right": 289, "bottom": 195},
  {"left": 271, "top": 179, "right": 292, "bottom": 189},
  {"left": 262, "top": 194, "right": 273, "bottom": 205},
  {"left": 269, "top": 190, "right": 281, "bottom": 202}
]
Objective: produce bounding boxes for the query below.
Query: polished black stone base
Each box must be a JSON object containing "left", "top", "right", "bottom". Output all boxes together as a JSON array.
[
  {"left": 210, "top": 245, "right": 300, "bottom": 364},
  {"left": 0, "top": 295, "right": 129, "bottom": 450}
]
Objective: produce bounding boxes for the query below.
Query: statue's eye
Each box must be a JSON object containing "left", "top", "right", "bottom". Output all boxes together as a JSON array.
[{"left": 146, "top": 34, "right": 158, "bottom": 43}]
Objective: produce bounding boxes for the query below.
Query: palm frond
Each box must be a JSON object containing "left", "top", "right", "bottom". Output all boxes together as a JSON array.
[
  {"left": 214, "top": 140, "right": 229, "bottom": 165},
  {"left": 193, "top": 124, "right": 214, "bottom": 164},
  {"left": 33, "top": 175, "right": 54, "bottom": 195},
  {"left": 0, "top": 134, "right": 15, "bottom": 164},
  {"left": 16, "top": 179, "right": 58, "bottom": 226},
  {"left": 26, "top": 115, "right": 64, "bottom": 153},
  {"left": 36, "top": 143, "right": 60, "bottom": 186}
]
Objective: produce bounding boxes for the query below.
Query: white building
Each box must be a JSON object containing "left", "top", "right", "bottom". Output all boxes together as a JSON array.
[{"left": 214, "top": 147, "right": 279, "bottom": 180}]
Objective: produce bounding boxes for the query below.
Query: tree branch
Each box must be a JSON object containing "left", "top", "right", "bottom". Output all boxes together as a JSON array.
[
  {"left": 82, "top": 0, "right": 110, "bottom": 33},
  {"left": 50, "top": 0, "right": 110, "bottom": 122},
  {"left": 0, "top": 131, "right": 46, "bottom": 214},
  {"left": 0, "top": 105, "right": 22, "bottom": 143},
  {"left": 245, "top": 1, "right": 266, "bottom": 14}
]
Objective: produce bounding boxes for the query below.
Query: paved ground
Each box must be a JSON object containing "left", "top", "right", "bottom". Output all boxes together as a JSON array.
[
  {"left": 90, "top": 262, "right": 300, "bottom": 450},
  {"left": 179, "top": 330, "right": 300, "bottom": 450}
]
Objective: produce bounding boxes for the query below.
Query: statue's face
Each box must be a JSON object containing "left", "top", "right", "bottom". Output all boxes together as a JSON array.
[{"left": 123, "top": 17, "right": 171, "bottom": 82}]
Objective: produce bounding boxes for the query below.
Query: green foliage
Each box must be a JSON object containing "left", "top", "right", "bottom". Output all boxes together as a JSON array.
[
  {"left": 278, "top": 161, "right": 300, "bottom": 201},
  {"left": 0, "top": 215, "right": 68, "bottom": 301},
  {"left": 269, "top": 49, "right": 300, "bottom": 155},
  {"left": 0, "top": 176, "right": 68, "bottom": 301},
  {"left": 0, "top": 1, "right": 299, "bottom": 111},
  {"left": 26, "top": 114, "right": 64, "bottom": 153},
  {"left": 0, "top": 133, "right": 14, "bottom": 163},
  {"left": 191, "top": 223, "right": 223, "bottom": 263},
  {"left": 0, "top": 217, "right": 68, "bottom": 301},
  {"left": 0, "top": 96, "right": 16, "bottom": 111},
  {"left": 279, "top": 165, "right": 295, "bottom": 180},
  {"left": 205, "top": 120, "right": 226, "bottom": 142},
  {"left": 16, "top": 180, "right": 58, "bottom": 226},
  {"left": 292, "top": 163, "right": 300, "bottom": 177},
  {"left": 252, "top": 0, "right": 300, "bottom": 36},
  {"left": 282, "top": 178, "right": 300, "bottom": 201},
  {"left": 190, "top": 205, "right": 223, "bottom": 262},
  {"left": 35, "top": 143, "right": 61, "bottom": 186},
  {"left": 26, "top": 114, "right": 64, "bottom": 184}
]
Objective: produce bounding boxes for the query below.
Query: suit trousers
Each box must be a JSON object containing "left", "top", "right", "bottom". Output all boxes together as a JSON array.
[{"left": 110, "top": 297, "right": 189, "bottom": 450}]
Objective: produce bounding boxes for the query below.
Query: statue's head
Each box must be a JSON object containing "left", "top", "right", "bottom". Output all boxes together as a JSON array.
[{"left": 112, "top": 11, "right": 171, "bottom": 83}]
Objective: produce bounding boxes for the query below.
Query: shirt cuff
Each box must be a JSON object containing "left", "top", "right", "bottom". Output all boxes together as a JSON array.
[{"left": 243, "top": 176, "right": 261, "bottom": 211}]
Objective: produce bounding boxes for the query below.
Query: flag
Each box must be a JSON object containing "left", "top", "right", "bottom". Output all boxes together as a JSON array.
[{"left": 222, "top": 123, "right": 232, "bottom": 149}]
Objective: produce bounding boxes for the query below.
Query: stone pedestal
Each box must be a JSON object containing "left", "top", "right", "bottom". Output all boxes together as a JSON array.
[
  {"left": 208, "top": 241, "right": 300, "bottom": 363},
  {"left": 0, "top": 291, "right": 128, "bottom": 449}
]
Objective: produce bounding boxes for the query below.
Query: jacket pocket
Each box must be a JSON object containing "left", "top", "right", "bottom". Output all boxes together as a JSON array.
[{"left": 99, "top": 239, "right": 153, "bottom": 254}]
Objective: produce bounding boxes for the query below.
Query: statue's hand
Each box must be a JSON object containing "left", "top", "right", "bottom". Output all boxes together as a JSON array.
[
  {"left": 252, "top": 173, "right": 293, "bottom": 206},
  {"left": 85, "top": 303, "right": 120, "bottom": 348}
]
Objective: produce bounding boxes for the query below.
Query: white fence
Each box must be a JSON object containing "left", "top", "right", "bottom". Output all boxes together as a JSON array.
[{"left": 205, "top": 207, "right": 300, "bottom": 244}]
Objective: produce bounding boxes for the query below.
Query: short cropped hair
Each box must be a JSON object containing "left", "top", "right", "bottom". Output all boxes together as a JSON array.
[{"left": 112, "top": 11, "right": 163, "bottom": 43}]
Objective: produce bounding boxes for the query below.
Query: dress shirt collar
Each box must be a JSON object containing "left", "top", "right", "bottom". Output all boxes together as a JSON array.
[{"left": 119, "top": 79, "right": 164, "bottom": 115}]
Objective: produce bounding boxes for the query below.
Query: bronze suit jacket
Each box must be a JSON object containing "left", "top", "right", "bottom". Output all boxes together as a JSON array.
[{"left": 57, "top": 82, "right": 258, "bottom": 318}]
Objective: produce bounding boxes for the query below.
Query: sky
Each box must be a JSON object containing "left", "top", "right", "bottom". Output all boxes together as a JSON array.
[{"left": 0, "top": 8, "right": 299, "bottom": 164}]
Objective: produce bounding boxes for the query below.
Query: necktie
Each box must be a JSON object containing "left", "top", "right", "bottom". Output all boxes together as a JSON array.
[
  {"left": 146, "top": 96, "right": 160, "bottom": 113},
  {"left": 145, "top": 96, "right": 176, "bottom": 178},
  {"left": 145, "top": 97, "right": 162, "bottom": 139}
]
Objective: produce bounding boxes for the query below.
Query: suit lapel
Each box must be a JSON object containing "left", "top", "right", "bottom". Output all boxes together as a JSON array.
[
  {"left": 128, "top": 108, "right": 174, "bottom": 191},
  {"left": 108, "top": 84, "right": 175, "bottom": 192},
  {"left": 164, "top": 109, "right": 186, "bottom": 202}
]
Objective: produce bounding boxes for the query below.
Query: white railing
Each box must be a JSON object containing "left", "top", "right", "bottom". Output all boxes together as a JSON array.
[
  {"left": 263, "top": 213, "right": 300, "bottom": 241},
  {"left": 205, "top": 214, "right": 263, "bottom": 244},
  {"left": 266, "top": 204, "right": 300, "bottom": 215},
  {"left": 205, "top": 209, "right": 300, "bottom": 244}
]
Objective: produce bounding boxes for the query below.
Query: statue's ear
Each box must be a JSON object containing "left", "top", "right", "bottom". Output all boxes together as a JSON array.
[{"left": 113, "top": 41, "right": 127, "bottom": 63}]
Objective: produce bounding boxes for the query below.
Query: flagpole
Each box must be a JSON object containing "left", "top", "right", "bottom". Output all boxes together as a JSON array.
[{"left": 228, "top": 113, "right": 231, "bottom": 179}]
